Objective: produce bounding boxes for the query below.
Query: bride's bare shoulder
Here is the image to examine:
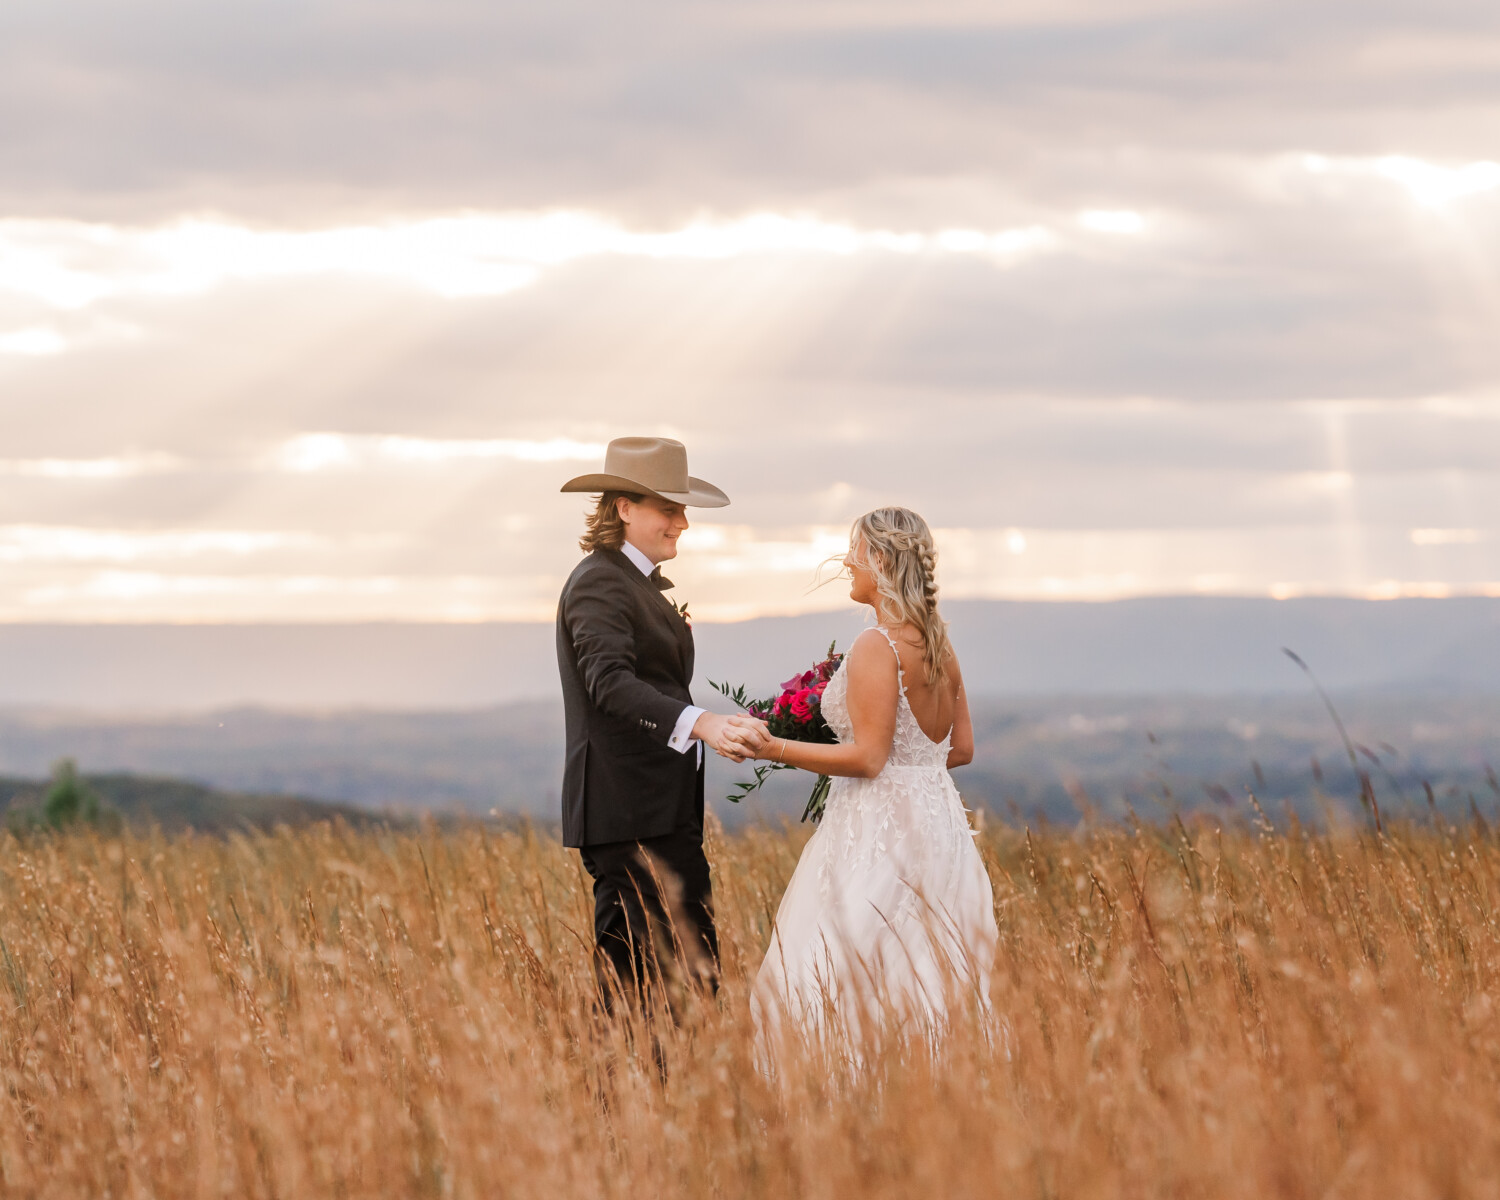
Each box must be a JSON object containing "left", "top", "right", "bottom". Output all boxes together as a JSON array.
[
  {"left": 846, "top": 628, "right": 900, "bottom": 675},
  {"left": 849, "top": 627, "right": 897, "bottom": 656}
]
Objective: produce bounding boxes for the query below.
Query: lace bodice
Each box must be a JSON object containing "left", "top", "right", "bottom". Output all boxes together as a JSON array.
[
  {"left": 820, "top": 627, "right": 952, "bottom": 769},
  {"left": 811, "top": 623, "right": 971, "bottom": 897}
]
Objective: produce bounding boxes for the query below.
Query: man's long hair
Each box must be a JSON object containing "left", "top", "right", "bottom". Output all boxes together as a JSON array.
[{"left": 578, "top": 491, "right": 644, "bottom": 553}]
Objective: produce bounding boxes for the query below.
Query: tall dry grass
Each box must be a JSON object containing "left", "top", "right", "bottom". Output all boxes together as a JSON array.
[{"left": 1, "top": 812, "right": 1497, "bottom": 1198}]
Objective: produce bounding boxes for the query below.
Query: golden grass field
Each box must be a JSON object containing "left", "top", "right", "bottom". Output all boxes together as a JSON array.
[{"left": 1, "top": 812, "right": 1497, "bottom": 1198}]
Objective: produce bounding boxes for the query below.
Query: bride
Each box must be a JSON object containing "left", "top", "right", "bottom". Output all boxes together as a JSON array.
[{"left": 726, "top": 507, "right": 998, "bottom": 1064}]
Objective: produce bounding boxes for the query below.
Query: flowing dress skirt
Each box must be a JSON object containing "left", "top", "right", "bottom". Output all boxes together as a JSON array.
[{"left": 751, "top": 762, "right": 998, "bottom": 1064}]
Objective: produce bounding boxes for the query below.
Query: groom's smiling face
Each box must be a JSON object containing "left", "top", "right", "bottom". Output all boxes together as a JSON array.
[{"left": 617, "top": 494, "right": 690, "bottom": 564}]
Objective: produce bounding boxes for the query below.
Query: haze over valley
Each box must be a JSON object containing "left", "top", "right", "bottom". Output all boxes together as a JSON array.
[{"left": 2, "top": 597, "right": 1495, "bottom": 829}]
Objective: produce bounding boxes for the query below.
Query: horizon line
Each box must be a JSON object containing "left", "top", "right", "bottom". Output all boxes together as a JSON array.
[{"left": 0, "top": 587, "right": 1498, "bottom": 628}]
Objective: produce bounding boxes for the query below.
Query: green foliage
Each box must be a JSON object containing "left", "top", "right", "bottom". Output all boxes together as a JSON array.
[
  {"left": 708, "top": 677, "right": 756, "bottom": 711},
  {"left": 5, "top": 759, "right": 121, "bottom": 836},
  {"left": 44, "top": 758, "right": 101, "bottom": 828}
]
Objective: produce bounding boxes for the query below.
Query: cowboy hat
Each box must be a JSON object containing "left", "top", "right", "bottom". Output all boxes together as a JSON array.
[{"left": 560, "top": 436, "right": 729, "bottom": 507}]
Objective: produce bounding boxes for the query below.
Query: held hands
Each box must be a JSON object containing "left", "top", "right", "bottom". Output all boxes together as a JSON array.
[
  {"left": 721, "top": 715, "right": 773, "bottom": 763},
  {"left": 692, "top": 711, "right": 771, "bottom": 762}
]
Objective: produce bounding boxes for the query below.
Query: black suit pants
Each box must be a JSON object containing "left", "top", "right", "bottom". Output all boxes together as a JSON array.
[{"left": 578, "top": 824, "right": 718, "bottom": 1012}]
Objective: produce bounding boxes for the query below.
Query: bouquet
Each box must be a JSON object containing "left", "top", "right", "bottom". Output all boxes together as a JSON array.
[{"left": 709, "top": 642, "right": 843, "bottom": 823}]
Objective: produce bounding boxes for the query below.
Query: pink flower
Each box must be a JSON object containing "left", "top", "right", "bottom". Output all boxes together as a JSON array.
[
  {"left": 780, "top": 673, "right": 804, "bottom": 693},
  {"left": 789, "top": 689, "right": 814, "bottom": 722}
]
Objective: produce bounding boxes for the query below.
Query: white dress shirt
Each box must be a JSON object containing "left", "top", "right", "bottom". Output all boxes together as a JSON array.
[{"left": 619, "top": 539, "right": 704, "bottom": 758}]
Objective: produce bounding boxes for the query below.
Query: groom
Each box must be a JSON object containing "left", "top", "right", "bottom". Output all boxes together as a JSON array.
[{"left": 557, "top": 436, "right": 754, "bottom": 1010}]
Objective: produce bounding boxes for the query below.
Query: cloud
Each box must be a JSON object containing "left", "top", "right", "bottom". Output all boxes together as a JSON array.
[
  {"left": 0, "top": 0, "right": 1496, "bottom": 619},
  {"left": 1411, "top": 528, "right": 1488, "bottom": 545},
  {"left": 269, "top": 433, "right": 608, "bottom": 472},
  {"left": 1300, "top": 153, "right": 1500, "bottom": 206},
  {"left": 0, "top": 453, "right": 182, "bottom": 478},
  {"left": 0, "top": 525, "right": 322, "bottom": 564},
  {"left": 3, "top": 2, "right": 1500, "bottom": 221},
  {"left": 0, "top": 213, "right": 1062, "bottom": 320},
  {"left": 1078, "top": 211, "right": 1147, "bottom": 235},
  {"left": 0, "top": 326, "right": 67, "bottom": 355}
]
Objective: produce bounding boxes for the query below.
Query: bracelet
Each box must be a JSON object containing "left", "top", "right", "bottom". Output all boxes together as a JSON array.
[{"left": 777, "top": 738, "right": 787, "bottom": 763}]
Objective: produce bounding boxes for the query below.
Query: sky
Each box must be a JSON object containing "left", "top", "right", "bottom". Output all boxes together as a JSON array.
[{"left": 2, "top": 0, "right": 1498, "bottom": 622}]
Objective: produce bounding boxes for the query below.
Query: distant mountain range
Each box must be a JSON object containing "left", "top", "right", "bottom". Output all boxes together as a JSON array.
[
  {"left": 1, "top": 691, "right": 1495, "bottom": 830},
  {"left": 0, "top": 596, "right": 1496, "bottom": 710},
  {"left": 0, "top": 597, "right": 1493, "bottom": 830}
]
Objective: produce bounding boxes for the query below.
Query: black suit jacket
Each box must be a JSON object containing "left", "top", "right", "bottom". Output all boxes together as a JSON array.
[{"left": 556, "top": 547, "right": 702, "bottom": 848}]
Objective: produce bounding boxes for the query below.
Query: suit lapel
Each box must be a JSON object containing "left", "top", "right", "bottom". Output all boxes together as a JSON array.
[{"left": 601, "top": 548, "right": 692, "bottom": 681}]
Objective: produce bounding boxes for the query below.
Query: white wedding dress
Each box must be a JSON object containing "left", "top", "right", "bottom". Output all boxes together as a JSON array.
[{"left": 752, "top": 629, "right": 998, "bottom": 1065}]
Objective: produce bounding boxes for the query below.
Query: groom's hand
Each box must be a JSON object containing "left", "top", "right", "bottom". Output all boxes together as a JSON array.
[
  {"left": 692, "top": 712, "right": 767, "bottom": 760},
  {"left": 720, "top": 715, "right": 770, "bottom": 762}
]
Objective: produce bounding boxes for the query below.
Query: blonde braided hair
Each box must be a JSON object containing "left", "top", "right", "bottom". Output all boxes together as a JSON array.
[{"left": 848, "top": 507, "right": 952, "bottom": 686}]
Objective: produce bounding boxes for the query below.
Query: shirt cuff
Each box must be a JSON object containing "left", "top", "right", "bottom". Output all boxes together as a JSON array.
[{"left": 668, "top": 705, "right": 705, "bottom": 754}]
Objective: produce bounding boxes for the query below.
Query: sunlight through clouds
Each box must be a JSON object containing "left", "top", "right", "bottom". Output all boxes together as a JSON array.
[
  {"left": 9, "top": 572, "right": 533, "bottom": 623},
  {"left": 1378, "top": 157, "right": 1500, "bottom": 206},
  {"left": 1300, "top": 154, "right": 1500, "bottom": 207},
  {"left": 0, "top": 213, "right": 1066, "bottom": 317},
  {"left": 0, "top": 0, "right": 1497, "bottom": 634},
  {"left": 0, "top": 526, "right": 321, "bottom": 564},
  {"left": 0, "top": 327, "right": 67, "bottom": 355},
  {"left": 270, "top": 434, "right": 608, "bottom": 473},
  {"left": 1411, "top": 528, "right": 1488, "bottom": 545},
  {"left": 678, "top": 525, "right": 851, "bottom": 576},
  {"left": 653, "top": 521, "right": 1497, "bottom": 617},
  {"left": 0, "top": 454, "right": 182, "bottom": 479},
  {"left": 1078, "top": 211, "right": 1146, "bottom": 235}
]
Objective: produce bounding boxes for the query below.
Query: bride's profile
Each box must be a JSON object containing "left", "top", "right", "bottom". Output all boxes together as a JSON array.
[{"left": 727, "top": 507, "right": 998, "bottom": 1067}]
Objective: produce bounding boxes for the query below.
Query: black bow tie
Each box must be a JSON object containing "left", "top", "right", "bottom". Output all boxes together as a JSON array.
[{"left": 648, "top": 566, "right": 674, "bottom": 591}]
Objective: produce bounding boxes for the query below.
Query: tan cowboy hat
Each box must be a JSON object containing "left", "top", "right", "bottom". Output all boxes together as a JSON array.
[{"left": 560, "top": 436, "right": 729, "bottom": 507}]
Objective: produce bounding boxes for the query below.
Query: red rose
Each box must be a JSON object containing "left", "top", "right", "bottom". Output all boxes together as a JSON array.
[{"left": 790, "top": 688, "right": 814, "bottom": 722}]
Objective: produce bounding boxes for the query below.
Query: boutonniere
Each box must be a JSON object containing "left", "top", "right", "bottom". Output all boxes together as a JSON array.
[{"left": 672, "top": 598, "right": 692, "bottom": 627}]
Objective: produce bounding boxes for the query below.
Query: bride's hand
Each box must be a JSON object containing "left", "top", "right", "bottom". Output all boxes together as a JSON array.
[
  {"left": 721, "top": 715, "right": 769, "bottom": 761},
  {"left": 750, "top": 735, "right": 782, "bottom": 762}
]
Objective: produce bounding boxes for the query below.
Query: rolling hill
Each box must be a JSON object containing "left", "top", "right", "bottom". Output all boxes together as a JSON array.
[{"left": 0, "top": 771, "right": 392, "bottom": 835}]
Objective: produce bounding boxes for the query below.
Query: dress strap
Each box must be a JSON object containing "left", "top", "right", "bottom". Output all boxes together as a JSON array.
[{"left": 872, "top": 626, "right": 907, "bottom": 696}]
